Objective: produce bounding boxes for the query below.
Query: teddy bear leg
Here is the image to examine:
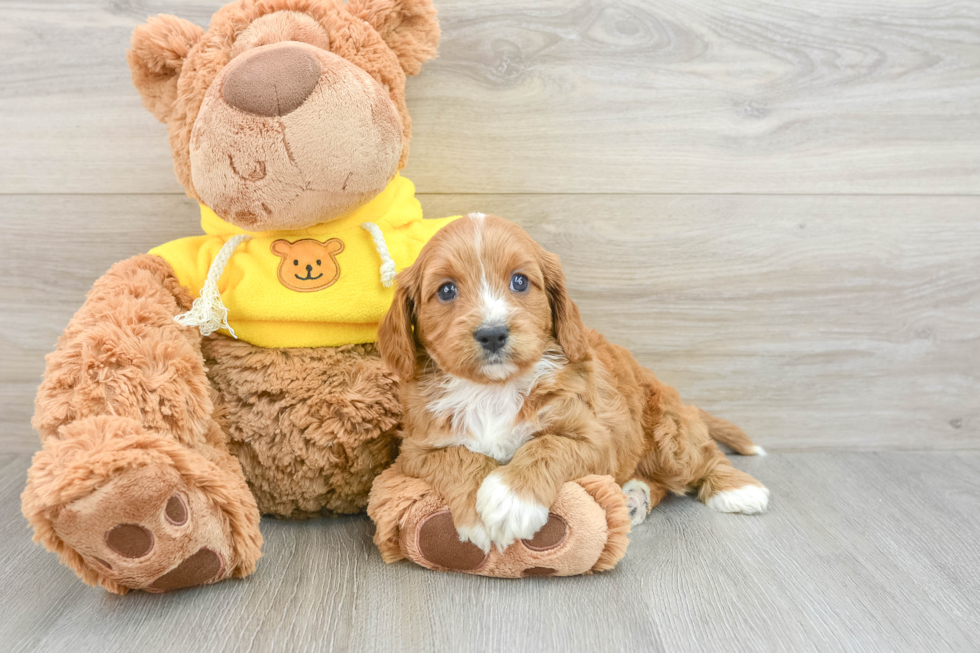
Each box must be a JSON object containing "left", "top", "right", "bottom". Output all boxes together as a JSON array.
[
  {"left": 23, "top": 416, "right": 262, "bottom": 594},
  {"left": 368, "top": 468, "right": 631, "bottom": 577},
  {"left": 23, "top": 255, "right": 262, "bottom": 593}
]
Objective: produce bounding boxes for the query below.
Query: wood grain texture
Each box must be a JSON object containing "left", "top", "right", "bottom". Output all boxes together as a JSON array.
[
  {"left": 1, "top": 0, "right": 978, "bottom": 194},
  {"left": 2, "top": 451, "right": 979, "bottom": 653},
  {"left": 1, "top": 193, "right": 977, "bottom": 453}
]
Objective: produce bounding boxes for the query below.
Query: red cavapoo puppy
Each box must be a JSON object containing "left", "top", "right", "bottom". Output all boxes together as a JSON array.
[{"left": 378, "top": 213, "right": 769, "bottom": 552}]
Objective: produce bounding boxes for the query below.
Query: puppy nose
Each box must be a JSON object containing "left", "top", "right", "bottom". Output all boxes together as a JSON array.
[
  {"left": 474, "top": 326, "right": 509, "bottom": 354},
  {"left": 222, "top": 44, "right": 322, "bottom": 117}
]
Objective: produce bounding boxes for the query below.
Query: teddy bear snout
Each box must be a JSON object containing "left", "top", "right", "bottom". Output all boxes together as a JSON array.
[{"left": 222, "top": 43, "right": 322, "bottom": 117}]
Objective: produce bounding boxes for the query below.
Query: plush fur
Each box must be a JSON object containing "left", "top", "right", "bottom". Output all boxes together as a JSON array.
[
  {"left": 203, "top": 337, "right": 400, "bottom": 518},
  {"left": 377, "top": 215, "right": 769, "bottom": 553},
  {"left": 23, "top": 0, "right": 439, "bottom": 593},
  {"left": 128, "top": 0, "right": 439, "bottom": 229},
  {"left": 24, "top": 255, "right": 262, "bottom": 594}
]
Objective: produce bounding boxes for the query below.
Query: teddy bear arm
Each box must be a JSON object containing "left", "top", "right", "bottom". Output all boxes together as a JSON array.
[
  {"left": 33, "top": 254, "right": 211, "bottom": 445},
  {"left": 25, "top": 254, "right": 262, "bottom": 593}
]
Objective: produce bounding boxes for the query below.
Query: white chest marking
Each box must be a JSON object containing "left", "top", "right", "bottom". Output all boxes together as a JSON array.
[{"left": 426, "top": 355, "right": 565, "bottom": 463}]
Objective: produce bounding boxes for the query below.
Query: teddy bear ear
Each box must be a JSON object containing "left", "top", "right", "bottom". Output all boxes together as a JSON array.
[
  {"left": 126, "top": 14, "right": 205, "bottom": 123},
  {"left": 347, "top": 0, "right": 440, "bottom": 76}
]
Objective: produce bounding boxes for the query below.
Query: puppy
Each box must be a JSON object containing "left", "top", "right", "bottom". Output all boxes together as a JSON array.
[{"left": 378, "top": 213, "right": 769, "bottom": 553}]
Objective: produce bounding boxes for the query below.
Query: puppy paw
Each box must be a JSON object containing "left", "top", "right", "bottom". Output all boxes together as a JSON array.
[
  {"left": 476, "top": 472, "right": 550, "bottom": 552},
  {"left": 622, "top": 479, "right": 652, "bottom": 526},
  {"left": 456, "top": 521, "right": 492, "bottom": 554},
  {"left": 707, "top": 485, "right": 770, "bottom": 514}
]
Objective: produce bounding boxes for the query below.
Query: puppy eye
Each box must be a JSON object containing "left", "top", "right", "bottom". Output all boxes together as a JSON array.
[
  {"left": 437, "top": 282, "right": 458, "bottom": 302},
  {"left": 510, "top": 273, "right": 529, "bottom": 293}
]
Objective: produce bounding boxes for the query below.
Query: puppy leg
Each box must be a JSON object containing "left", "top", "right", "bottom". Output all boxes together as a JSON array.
[
  {"left": 622, "top": 478, "right": 666, "bottom": 526},
  {"left": 397, "top": 442, "right": 499, "bottom": 552},
  {"left": 696, "top": 450, "right": 769, "bottom": 514},
  {"left": 480, "top": 433, "right": 606, "bottom": 551}
]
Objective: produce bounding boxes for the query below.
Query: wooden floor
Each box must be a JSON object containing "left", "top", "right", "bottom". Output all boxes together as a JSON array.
[{"left": 3, "top": 451, "right": 979, "bottom": 653}]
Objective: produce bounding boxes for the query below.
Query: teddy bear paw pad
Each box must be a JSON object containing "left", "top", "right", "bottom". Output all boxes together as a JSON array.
[
  {"left": 51, "top": 465, "right": 235, "bottom": 592},
  {"left": 520, "top": 513, "right": 568, "bottom": 551},
  {"left": 416, "top": 510, "right": 488, "bottom": 571},
  {"left": 105, "top": 524, "right": 154, "bottom": 558},
  {"left": 148, "top": 548, "right": 224, "bottom": 592},
  {"left": 522, "top": 566, "right": 558, "bottom": 577}
]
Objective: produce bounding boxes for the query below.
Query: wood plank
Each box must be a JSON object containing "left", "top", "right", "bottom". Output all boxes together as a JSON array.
[
  {"left": 1, "top": 0, "right": 978, "bottom": 195},
  {"left": 1, "top": 193, "right": 977, "bottom": 453},
  {"left": 2, "top": 452, "right": 979, "bottom": 652}
]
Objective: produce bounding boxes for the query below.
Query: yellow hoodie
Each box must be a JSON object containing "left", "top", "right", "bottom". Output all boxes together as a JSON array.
[{"left": 150, "top": 175, "right": 456, "bottom": 348}]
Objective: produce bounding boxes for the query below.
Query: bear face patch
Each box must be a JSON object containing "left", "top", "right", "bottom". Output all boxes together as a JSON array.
[{"left": 271, "top": 238, "right": 344, "bottom": 292}]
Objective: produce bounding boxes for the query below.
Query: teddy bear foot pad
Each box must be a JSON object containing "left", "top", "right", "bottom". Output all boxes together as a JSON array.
[
  {"left": 41, "top": 458, "right": 238, "bottom": 593},
  {"left": 416, "top": 509, "right": 571, "bottom": 576},
  {"left": 369, "top": 469, "right": 632, "bottom": 578}
]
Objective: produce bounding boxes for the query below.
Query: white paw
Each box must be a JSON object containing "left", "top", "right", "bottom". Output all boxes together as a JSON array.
[
  {"left": 622, "top": 479, "right": 652, "bottom": 526},
  {"left": 456, "top": 522, "right": 492, "bottom": 554},
  {"left": 751, "top": 445, "right": 767, "bottom": 456},
  {"left": 707, "top": 485, "right": 770, "bottom": 514},
  {"left": 476, "top": 472, "right": 550, "bottom": 552}
]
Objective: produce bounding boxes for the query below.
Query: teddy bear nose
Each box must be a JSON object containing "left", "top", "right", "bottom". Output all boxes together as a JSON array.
[{"left": 222, "top": 44, "right": 322, "bottom": 117}]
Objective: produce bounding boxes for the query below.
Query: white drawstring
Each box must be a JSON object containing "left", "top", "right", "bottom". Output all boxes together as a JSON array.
[
  {"left": 174, "top": 234, "right": 252, "bottom": 338},
  {"left": 361, "top": 222, "right": 397, "bottom": 287},
  {"left": 176, "top": 225, "right": 394, "bottom": 339}
]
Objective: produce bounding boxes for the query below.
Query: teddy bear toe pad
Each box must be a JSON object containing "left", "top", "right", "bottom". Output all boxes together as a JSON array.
[
  {"left": 148, "top": 548, "right": 225, "bottom": 592},
  {"left": 416, "top": 511, "right": 488, "bottom": 571}
]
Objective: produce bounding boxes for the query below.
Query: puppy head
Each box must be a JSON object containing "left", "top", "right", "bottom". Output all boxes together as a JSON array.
[{"left": 379, "top": 214, "right": 590, "bottom": 383}]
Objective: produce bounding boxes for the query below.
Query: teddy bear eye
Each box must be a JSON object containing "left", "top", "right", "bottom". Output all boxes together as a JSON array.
[
  {"left": 316, "top": 259, "right": 321, "bottom": 266},
  {"left": 437, "top": 282, "right": 457, "bottom": 302},
  {"left": 293, "top": 259, "right": 299, "bottom": 266}
]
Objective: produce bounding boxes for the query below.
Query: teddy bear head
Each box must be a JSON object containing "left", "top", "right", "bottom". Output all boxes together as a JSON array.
[{"left": 127, "top": 0, "right": 439, "bottom": 231}]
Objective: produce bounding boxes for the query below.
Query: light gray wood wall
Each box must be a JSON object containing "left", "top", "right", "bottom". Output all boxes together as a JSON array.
[{"left": 1, "top": 0, "right": 978, "bottom": 452}]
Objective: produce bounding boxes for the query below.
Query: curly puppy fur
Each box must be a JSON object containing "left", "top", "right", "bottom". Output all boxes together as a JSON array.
[{"left": 378, "top": 215, "right": 769, "bottom": 553}]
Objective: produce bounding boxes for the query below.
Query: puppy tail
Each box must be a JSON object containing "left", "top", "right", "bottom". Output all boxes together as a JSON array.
[{"left": 698, "top": 409, "right": 766, "bottom": 456}]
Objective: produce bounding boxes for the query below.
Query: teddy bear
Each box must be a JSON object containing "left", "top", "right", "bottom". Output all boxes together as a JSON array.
[{"left": 21, "top": 0, "right": 631, "bottom": 593}]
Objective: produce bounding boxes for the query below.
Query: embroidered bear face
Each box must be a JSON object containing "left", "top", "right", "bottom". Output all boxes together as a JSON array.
[{"left": 271, "top": 238, "right": 344, "bottom": 292}]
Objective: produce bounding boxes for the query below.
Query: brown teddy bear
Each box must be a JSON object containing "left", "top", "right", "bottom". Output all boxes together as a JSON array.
[{"left": 21, "top": 0, "right": 630, "bottom": 593}]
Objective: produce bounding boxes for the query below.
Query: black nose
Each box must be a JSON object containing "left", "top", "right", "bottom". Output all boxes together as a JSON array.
[
  {"left": 306, "top": 264, "right": 313, "bottom": 272},
  {"left": 474, "top": 326, "right": 509, "bottom": 354}
]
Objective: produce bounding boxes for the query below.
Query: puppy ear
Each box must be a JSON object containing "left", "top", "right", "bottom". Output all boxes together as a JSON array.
[
  {"left": 127, "top": 14, "right": 204, "bottom": 123},
  {"left": 347, "top": 0, "right": 440, "bottom": 75},
  {"left": 378, "top": 265, "right": 420, "bottom": 381},
  {"left": 541, "top": 251, "right": 591, "bottom": 363}
]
